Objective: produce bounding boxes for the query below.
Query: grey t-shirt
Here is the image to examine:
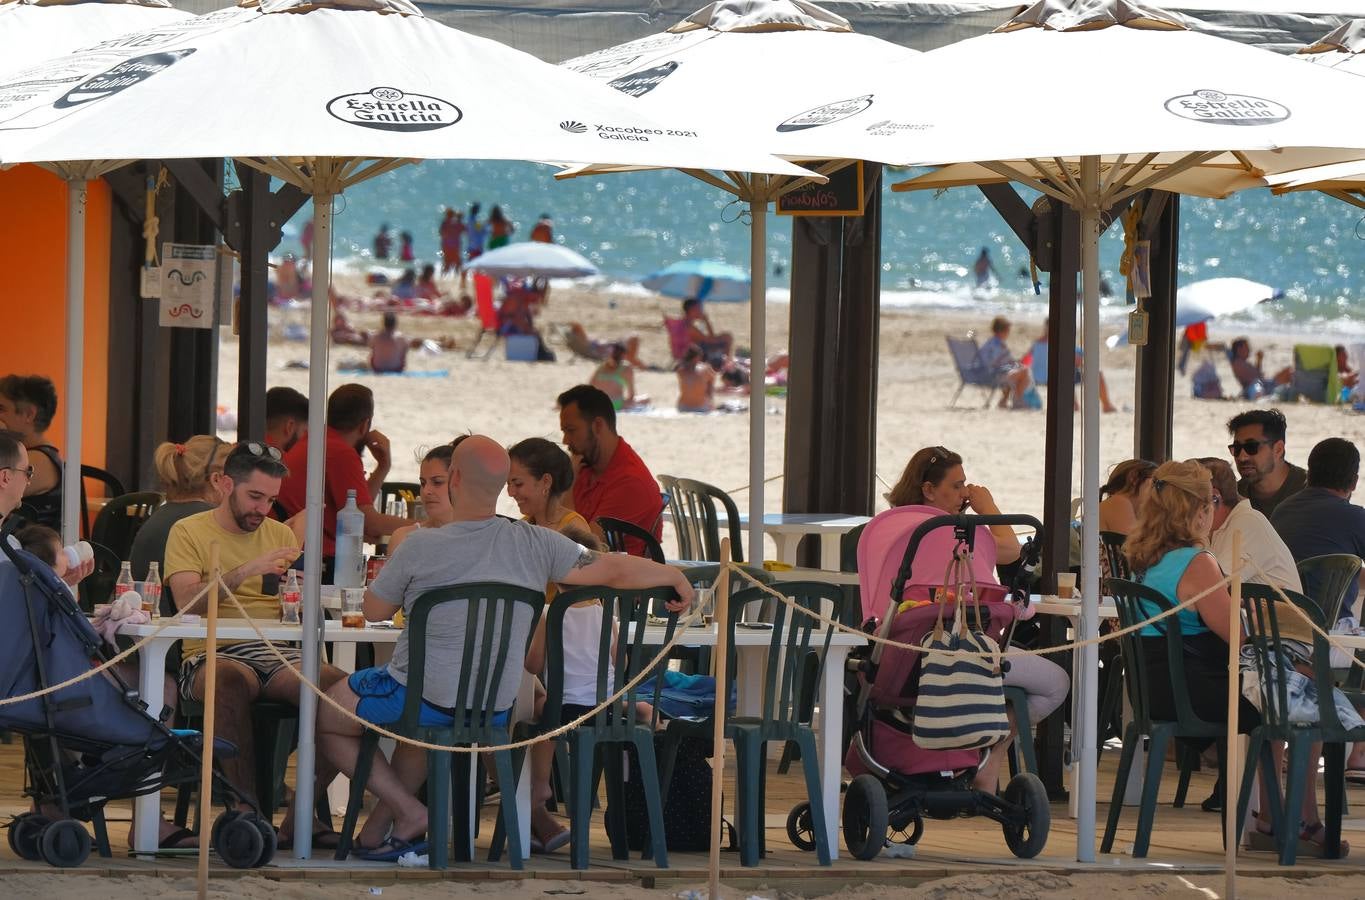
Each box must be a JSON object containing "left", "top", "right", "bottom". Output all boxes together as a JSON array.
[{"left": 370, "top": 516, "right": 587, "bottom": 710}]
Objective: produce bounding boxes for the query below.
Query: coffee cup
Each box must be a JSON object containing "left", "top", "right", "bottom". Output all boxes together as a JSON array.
[{"left": 1056, "top": 572, "right": 1077, "bottom": 599}]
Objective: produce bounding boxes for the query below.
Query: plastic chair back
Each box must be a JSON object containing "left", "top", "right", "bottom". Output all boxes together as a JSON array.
[
  {"left": 1100, "top": 531, "right": 1132, "bottom": 581},
  {"left": 542, "top": 585, "right": 679, "bottom": 738},
  {"left": 80, "top": 464, "right": 126, "bottom": 540},
  {"left": 1240, "top": 583, "right": 1325, "bottom": 734},
  {"left": 399, "top": 582, "right": 545, "bottom": 738},
  {"left": 729, "top": 581, "right": 842, "bottom": 731},
  {"left": 661, "top": 476, "right": 744, "bottom": 564},
  {"left": 90, "top": 491, "right": 163, "bottom": 562},
  {"left": 77, "top": 541, "right": 123, "bottom": 612},
  {"left": 1295, "top": 553, "right": 1362, "bottom": 625},
  {"left": 596, "top": 516, "right": 665, "bottom": 563}
]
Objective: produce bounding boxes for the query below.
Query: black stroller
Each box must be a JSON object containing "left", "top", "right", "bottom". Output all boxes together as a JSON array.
[
  {"left": 0, "top": 521, "right": 272, "bottom": 868},
  {"left": 801, "top": 511, "right": 1051, "bottom": 859}
]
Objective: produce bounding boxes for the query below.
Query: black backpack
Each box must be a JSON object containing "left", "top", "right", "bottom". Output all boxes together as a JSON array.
[{"left": 612, "top": 734, "right": 734, "bottom": 852}]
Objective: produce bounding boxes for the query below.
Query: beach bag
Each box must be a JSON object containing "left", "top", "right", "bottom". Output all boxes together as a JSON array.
[
  {"left": 912, "top": 549, "right": 1010, "bottom": 751},
  {"left": 613, "top": 734, "right": 735, "bottom": 852}
]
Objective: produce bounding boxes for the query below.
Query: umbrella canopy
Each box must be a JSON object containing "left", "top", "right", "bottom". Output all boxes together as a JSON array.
[
  {"left": 0, "top": 0, "right": 190, "bottom": 78},
  {"left": 1105, "top": 277, "right": 1280, "bottom": 347},
  {"left": 465, "top": 241, "right": 598, "bottom": 278},
  {"left": 561, "top": 0, "right": 925, "bottom": 584},
  {"left": 642, "top": 258, "right": 750, "bottom": 302}
]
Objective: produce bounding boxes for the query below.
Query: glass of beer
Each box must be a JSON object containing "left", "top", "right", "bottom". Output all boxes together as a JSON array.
[{"left": 341, "top": 588, "right": 366, "bottom": 628}]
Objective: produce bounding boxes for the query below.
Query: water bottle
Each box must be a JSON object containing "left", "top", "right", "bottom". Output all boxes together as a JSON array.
[
  {"left": 280, "top": 568, "right": 301, "bottom": 625},
  {"left": 114, "top": 561, "right": 134, "bottom": 598},
  {"left": 334, "top": 489, "right": 365, "bottom": 588},
  {"left": 144, "top": 561, "right": 162, "bottom": 620}
]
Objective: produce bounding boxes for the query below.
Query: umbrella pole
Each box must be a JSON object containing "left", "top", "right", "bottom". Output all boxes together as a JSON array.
[
  {"left": 1076, "top": 156, "right": 1101, "bottom": 863},
  {"left": 293, "top": 188, "right": 333, "bottom": 859},
  {"left": 61, "top": 178, "right": 87, "bottom": 546},
  {"left": 747, "top": 191, "right": 766, "bottom": 566},
  {"left": 196, "top": 544, "right": 221, "bottom": 900},
  {"left": 709, "top": 539, "right": 732, "bottom": 900}
]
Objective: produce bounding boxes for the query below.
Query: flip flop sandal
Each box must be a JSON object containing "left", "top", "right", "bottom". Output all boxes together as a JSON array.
[
  {"left": 157, "top": 827, "right": 199, "bottom": 850},
  {"left": 358, "top": 834, "right": 429, "bottom": 863},
  {"left": 1300, "top": 822, "right": 1349, "bottom": 859},
  {"left": 1344, "top": 769, "right": 1365, "bottom": 785},
  {"left": 540, "top": 829, "right": 571, "bottom": 853}
]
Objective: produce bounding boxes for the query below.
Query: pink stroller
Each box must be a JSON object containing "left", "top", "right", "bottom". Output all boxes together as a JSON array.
[{"left": 836, "top": 509, "right": 1050, "bottom": 859}]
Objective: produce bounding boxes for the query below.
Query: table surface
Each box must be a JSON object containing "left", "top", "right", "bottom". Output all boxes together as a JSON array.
[
  {"left": 1031, "top": 594, "right": 1118, "bottom": 618},
  {"left": 736, "top": 513, "right": 871, "bottom": 531},
  {"left": 117, "top": 618, "right": 399, "bottom": 641}
]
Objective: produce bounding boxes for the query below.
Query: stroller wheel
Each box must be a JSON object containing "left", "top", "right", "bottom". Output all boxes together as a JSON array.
[
  {"left": 250, "top": 814, "right": 278, "bottom": 867},
  {"left": 9, "top": 814, "right": 49, "bottom": 861},
  {"left": 215, "top": 814, "right": 265, "bottom": 869},
  {"left": 1001, "top": 772, "right": 1050, "bottom": 859},
  {"left": 893, "top": 815, "right": 924, "bottom": 845},
  {"left": 38, "top": 819, "right": 91, "bottom": 868},
  {"left": 842, "top": 774, "right": 888, "bottom": 861},
  {"left": 786, "top": 802, "right": 816, "bottom": 852}
]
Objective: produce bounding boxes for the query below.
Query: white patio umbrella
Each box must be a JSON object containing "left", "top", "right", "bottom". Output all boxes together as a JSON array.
[
  {"left": 773, "top": 0, "right": 1365, "bottom": 862},
  {"left": 0, "top": 0, "right": 813, "bottom": 859},
  {"left": 560, "top": 0, "right": 925, "bottom": 572},
  {"left": 1106, "top": 277, "right": 1281, "bottom": 347},
  {"left": 0, "top": 0, "right": 192, "bottom": 545},
  {"left": 465, "top": 241, "right": 598, "bottom": 278}
]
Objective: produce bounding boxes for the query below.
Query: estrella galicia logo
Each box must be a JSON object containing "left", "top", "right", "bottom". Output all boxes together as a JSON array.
[
  {"left": 54, "top": 49, "right": 196, "bottom": 109},
  {"left": 560, "top": 120, "right": 588, "bottom": 133},
  {"left": 1164, "top": 89, "right": 1290, "bottom": 126},
  {"left": 776, "top": 95, "right": 873, "bottom": 133},
  {"left": 327, "top": 87, "right": 461, "bottom": 132},
  {"left": 607, "top": 61, "right": 679, "bottom": 98}
]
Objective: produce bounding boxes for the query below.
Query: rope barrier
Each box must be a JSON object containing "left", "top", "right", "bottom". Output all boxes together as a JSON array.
[
  {"left": 221, "top": 583, "right": 710, "bottom": 754},
  {"left": 1241, "top": 557, "right": 1365, "bottom": 673}
]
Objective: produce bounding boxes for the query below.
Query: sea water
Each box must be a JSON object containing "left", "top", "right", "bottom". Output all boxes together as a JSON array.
[{"left": 281, "top": 159, "right": 1365, "bottom": 335}]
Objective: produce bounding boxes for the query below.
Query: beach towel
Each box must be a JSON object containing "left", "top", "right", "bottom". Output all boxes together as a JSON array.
[{"left": 336, "top": 368, "right": 450, "bottom": 378}]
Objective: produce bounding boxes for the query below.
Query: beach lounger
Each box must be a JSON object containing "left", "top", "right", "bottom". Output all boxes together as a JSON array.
[
  {"left": 1289, "top": 344, "right": 1342, "bottom": 404},
  {"left": 945, "top": 335, "right": 998, "bottom": 408}
]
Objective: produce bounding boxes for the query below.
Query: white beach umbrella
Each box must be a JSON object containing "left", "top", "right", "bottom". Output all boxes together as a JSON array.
[
  {"left": 1105, "top": 277, "right": 1281, "bottom": 347},
  {"left": 779, "top": 0, "right": 1365, "bottom": 863},
  {"left": 0, "top": 0, "right": 192, "bottom": 546},
  {"left": 560, "top": 0, "right": 925, "bottom": 576},
  {"left": 465, "top": 241, "right": 598, "bottom": 278},
  {"left": 0, "top": 0, "right": 813, "bottom": 860}
]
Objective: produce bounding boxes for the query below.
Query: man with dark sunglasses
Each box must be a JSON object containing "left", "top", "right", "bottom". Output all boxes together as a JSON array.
[{"left": 1226, "top": 408, "right": 1306, "bottom": 519}]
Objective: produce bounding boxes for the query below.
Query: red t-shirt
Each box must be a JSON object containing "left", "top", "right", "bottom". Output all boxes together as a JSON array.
[
  {"left": 276, "top": 426, "right": 372, "bottom": 556},
  {"left": 572, "top": 437, "right": 663, "bottom": 557}
]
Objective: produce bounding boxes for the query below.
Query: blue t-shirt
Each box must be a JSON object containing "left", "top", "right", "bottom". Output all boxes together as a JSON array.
[
  {"left": 1136, "top": 546, "right": 1211, "bottom": 638},
  {"left": 979, "top": 335, "right": 1015, "bottom": 374},
  {"left": 1271, "top": 487, "right": 1365, "bottom": 620}
]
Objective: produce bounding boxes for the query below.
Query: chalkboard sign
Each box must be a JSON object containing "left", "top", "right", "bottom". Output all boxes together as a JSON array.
[{"left": 776, "top": 161, "right": 864, "bottom": 217}]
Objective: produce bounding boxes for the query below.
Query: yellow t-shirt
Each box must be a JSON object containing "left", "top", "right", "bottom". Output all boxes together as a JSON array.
[
  {"left": 525, "top": 509, "right": 592, "bottom": 602},
  {"left": 163, "top": 510, "right": 296, "bottom": 656}
]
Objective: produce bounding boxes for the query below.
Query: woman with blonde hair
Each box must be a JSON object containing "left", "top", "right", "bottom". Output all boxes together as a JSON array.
[
  {"left": 130, "top": 436, "right": 227, "bottom": 588},
  {"left": 1097, "top": 458, "right": 1155, "bottom": 535}
]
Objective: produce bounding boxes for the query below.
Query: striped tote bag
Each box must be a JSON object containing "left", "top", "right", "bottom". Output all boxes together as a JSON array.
[{"left": 911, "top": 556, "right": 1010, "bottom": 751}]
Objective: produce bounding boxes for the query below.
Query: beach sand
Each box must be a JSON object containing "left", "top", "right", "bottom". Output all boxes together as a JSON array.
[{"left": 222, "top": 276, "right": 1365, "bottom": 557}]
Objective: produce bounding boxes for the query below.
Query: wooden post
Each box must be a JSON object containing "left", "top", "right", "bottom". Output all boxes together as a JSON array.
[
  {"left": 1225, "top": 532, "right": 1242, "bottom": 900},
  {"left": 197, "top": 544, "right": 221, "bottom": 900},
  {"left": 709, "top": 539, "right": 732, "bottom": 900}
]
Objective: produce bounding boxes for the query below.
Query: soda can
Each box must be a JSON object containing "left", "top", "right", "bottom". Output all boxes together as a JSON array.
[{"left": 366, "top": 555, "right": 387, "bottom": 584}]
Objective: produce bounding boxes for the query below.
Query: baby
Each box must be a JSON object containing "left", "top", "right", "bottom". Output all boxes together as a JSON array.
[{"left": 15, "top": 524, "right": 66, "bottom": 580}]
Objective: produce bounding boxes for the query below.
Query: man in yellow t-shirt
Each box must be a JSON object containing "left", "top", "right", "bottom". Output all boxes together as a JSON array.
[{"left": 164, "top": 441, "right": 345, "bottom": 848}]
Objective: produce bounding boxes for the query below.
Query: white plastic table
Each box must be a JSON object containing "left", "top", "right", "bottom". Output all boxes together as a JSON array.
[
  {"left": 737, "top": 513, "right": 871, "bottom": 570},
  {"left": 632, "top": 621, "right": 866, "bottom": 860}
]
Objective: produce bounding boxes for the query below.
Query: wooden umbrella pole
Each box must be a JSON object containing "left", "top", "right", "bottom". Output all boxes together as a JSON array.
[
  {"left": 709, "top": 540, "right": 732, "bottom": 900},
  {"left": 197, "top": 544, "right": 221, "bottom": 900},
  {"left": 1224, "top": 532, "right": 1242, "bottom": 900}
]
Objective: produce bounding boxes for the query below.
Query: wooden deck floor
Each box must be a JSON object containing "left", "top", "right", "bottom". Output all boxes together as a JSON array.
[{"left": 0, "top": 735, "right": 1359, "bottom": 887}]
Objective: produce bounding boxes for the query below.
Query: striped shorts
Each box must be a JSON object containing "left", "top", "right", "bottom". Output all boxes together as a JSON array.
[{"left": 177, "top": 640, "right": 304, "bottom": 702}]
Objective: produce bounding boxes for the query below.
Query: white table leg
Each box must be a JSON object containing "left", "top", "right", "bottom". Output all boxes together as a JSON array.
[
  {"left": 818, "top": 535, "right": 842, "bottom": 572},
  {"left": 818, "top": 646, "right": 849, "bottom": 860},
  {"left": 772, "top": 534, "right": 801, "bottom": 566},
  {"left": 133, "top": 637, "right": 171, "bottom": 855}
]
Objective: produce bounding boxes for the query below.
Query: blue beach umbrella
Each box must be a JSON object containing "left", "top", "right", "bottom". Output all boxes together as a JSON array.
[{"left": 641, "top": 258, "right": 750, "bottom": 302}]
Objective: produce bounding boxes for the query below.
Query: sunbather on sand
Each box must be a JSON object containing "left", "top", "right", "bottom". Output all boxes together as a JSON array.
[
  {"left": 676, "top": 346, "right": 716, "bottom": 413},
  {"left": 590, "top": 343, "right": 648, "bottom": 410}
]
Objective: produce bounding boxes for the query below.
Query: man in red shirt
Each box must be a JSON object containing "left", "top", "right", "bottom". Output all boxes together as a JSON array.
[
  {"left": 557, "top": 384, "right": 663, "bottom": 556},
  {"left": 276, "top": 383, "right": 409, "bottom": 575}
]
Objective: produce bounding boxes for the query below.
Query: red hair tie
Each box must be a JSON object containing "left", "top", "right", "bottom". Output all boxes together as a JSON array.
[{"left": 174, "top": 443, "right": 187, "bottom": 455}]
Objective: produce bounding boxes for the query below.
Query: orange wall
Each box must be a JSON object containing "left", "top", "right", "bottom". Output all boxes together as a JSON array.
[{"left": 0, "top": 164, "right": 110, "bottom": 469}]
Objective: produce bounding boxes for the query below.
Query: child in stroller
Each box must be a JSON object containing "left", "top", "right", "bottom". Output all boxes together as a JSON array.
[
  {"left": 832, "top": 506, "right": 1054, "bottom": 860},
  {"left": 0, "top": 519, "right": 273, "bottom": 868}
]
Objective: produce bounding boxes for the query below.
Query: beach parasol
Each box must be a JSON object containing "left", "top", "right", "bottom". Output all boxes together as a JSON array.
[
  {"left": 0, "top": 0, "right": 813, "bottom": 860},
  {"left": 1105, "top": 277, "right": 1281, "bottom": 347},
  {"left": 465, "top": 241, "right": 598, "bottom": 279},
  {"left": 778, "top": 0, "right": 1365, "bottom": 862},
  {"left": 561, "top": 0, "right": 926, "bottom": 586},
  {"left": 0, "top": 0, "right": 192, "bottom": 546},
  {"left": 641, "top": 258, "right": 750, "bottom": 302}
]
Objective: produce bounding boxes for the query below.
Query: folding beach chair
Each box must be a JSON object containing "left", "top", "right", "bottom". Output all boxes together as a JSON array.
[
  {"left": 1289, "top": 344, "right": 1341, "bottom": 404},
  {"left": 465, "top": 273, "right": 500, "bottom": 359},
  {"left": 945, "top": 335, "right": 998, "bottom": 408}
]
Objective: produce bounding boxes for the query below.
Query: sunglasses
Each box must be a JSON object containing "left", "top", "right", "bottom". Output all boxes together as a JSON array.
[
  {"left": 240, "top": 441, "right": 283, "bottom": 461},
  {"left": 1228, "top": 440, "right": 1267, "bottom": 457},
  {"left": 1, "top": 465, "right": 34, "bottom": 482},
  {"left": 202, "top": 438, "right": 227, "bottom": 482}
]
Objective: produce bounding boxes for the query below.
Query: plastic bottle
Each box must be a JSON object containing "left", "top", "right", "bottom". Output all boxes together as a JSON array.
[
  {"left": 143, "top": 561, "right": 162, "bottom": 619},
  {"left": 334, "top": 489, "right": 365, "bottom": 588},
  {"left": 114, "top": 561, "right": 134, "bottom": 598},
  {"left": 280, "top": 568, "right": 301, "bottom": 625}
]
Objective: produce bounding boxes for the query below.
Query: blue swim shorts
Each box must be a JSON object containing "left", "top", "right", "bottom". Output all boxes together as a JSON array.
[{"left": 349, "top": 667, "right": 510, "bottom": 728}]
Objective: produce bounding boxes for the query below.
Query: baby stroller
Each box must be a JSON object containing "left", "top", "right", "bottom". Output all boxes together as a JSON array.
[
  {"left": 0, "top": 521, "right": 272, "bottom": 868},
  {"left": 805, "top": 509, "right": 1050, "bottom": 860}
]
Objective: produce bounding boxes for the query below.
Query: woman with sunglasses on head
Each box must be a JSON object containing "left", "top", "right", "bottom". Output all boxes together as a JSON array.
[{"left": 885, "top": 447, "right": 1069, "bottom": 792}]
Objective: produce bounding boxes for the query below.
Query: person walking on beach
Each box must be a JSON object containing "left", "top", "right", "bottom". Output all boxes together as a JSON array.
[
  {"left": 438, "top": 207, "right": 465, "bottom": 277},
  {"left": 530, "top": 214, "right": 553, "bottom": 243},
  {"left": 465, "top": 203, "right": 488, "bottom": 263},
  {"left": 398, "top": 231, "right": 415, "bottom": 263},
  {"left": 373, "top": 224, "right": 393, "bottom": 261},
  {"left": 487, "top": 205, "right": 514, "bottom": 250},
  {"left": 973, "top": 247, "right": 1000, "bottom": 289}
]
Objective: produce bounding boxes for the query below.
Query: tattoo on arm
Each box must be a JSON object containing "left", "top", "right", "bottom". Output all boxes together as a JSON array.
[{"left": 572, "top": 548, "right": 600, "bottom": 570}]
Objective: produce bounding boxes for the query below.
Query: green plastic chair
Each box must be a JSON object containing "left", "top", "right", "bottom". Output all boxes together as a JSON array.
[
  {"left": 90, "top": 491, "right": 163, "bottom": 562},
  {"left": 1295, "top": 554, "right": 1362, "bottom": 625},
  {"left": 657, "top": 580, "right": 840, "bottom": 867},
  {"left": 1096, "top": 532, "right": 1130, "bottom": 757},
  {"left": 659, "top": 475, "right": 745, "bottom": 563},
  {"left": 1236, "top": 584, "right": 1360, "bottom": 863},
  {"left": 1100, "top": 577, "right": 1228, "bottom": 858},
  {"left": 596, "top": 516, "right": 667, "bottom": 563},
  {"left": 509, "top": 585, "right": 679, "bottom": 870},
  {"left": 333, "top": 582, "right": 545, "bottom": 869}
]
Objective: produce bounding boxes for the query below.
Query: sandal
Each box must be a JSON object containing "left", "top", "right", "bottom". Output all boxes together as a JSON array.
[{"left": 1300, "top": 822, "right": 1350, "bottom": 859}]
